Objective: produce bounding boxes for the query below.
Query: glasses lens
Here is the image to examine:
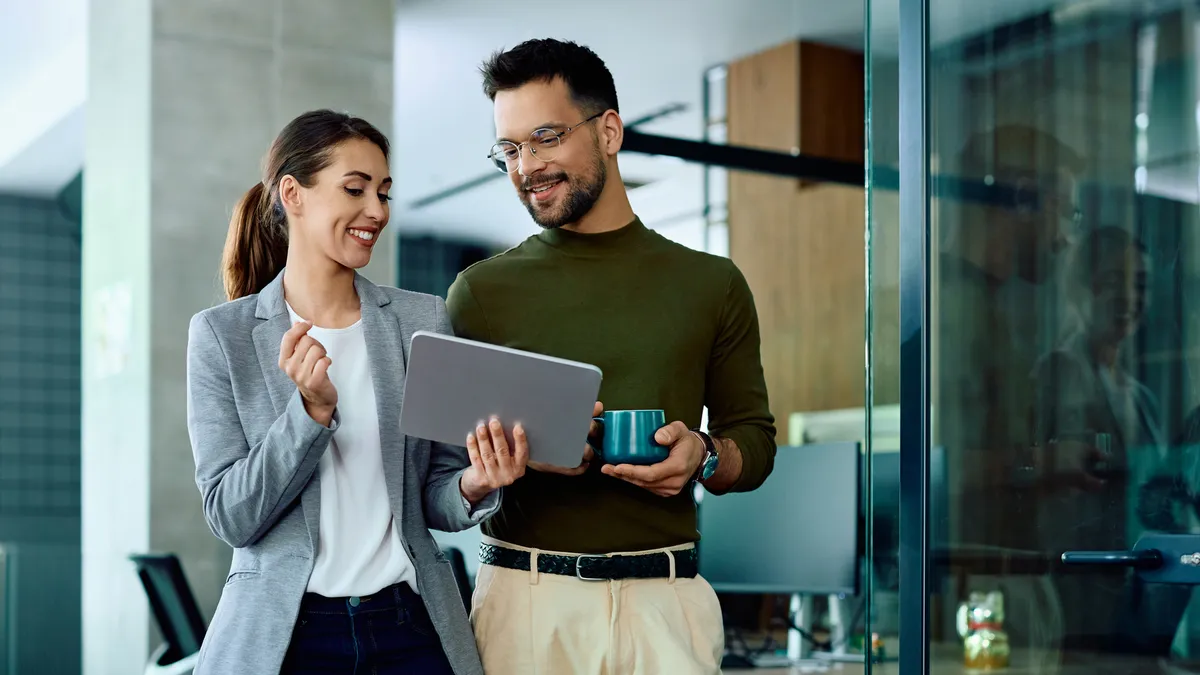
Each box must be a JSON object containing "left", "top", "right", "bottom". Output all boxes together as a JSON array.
[
  {"left": 490, "top": 142, "right": 518, "bottom": 172},
  {"left": 529, "top": 129, "right": 561, "bottom": 163}
]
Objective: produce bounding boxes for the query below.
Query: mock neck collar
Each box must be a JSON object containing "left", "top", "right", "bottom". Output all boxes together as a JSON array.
[{"left": 538, "top": 216, "right": 648, "bottom": 253}]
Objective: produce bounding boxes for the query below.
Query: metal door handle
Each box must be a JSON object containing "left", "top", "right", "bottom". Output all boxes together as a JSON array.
[{"left": 1060, "top": 549, "right": 1164, "bottom": 570}]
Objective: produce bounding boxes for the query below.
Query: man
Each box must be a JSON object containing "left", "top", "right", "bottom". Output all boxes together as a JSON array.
[
  {"left": 934, "top": 126, "right": 1085, "bottom": 664},
  {"left": 445, "top": 38, "right": 776, "bottom": 674}
]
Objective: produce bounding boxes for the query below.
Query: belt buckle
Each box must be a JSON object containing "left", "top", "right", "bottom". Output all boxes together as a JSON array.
[{"left": 575, "top": 554, "right": 607, "bottom": 581}]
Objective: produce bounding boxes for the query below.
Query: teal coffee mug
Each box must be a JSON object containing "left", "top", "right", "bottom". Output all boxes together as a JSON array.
[{"left": 590, "top": 409, "right": 670, "bottom": 466}]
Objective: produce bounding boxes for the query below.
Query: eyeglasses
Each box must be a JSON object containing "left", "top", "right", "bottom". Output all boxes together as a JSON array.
[{"left": 487, "top": 111, "right": 605, "bottom": 173}]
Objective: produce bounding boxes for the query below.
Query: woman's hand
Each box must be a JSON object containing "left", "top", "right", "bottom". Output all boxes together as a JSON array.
[
  {"left": 279, "top": 321, "right": 337, "bottom": 426},
  {"left": 460, "top": 417, "right": 530, "bottom": 505}
]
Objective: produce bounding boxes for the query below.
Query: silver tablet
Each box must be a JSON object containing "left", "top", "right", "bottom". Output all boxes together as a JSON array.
[{"left": 399, "top": 331, "right": 603, "bottom": 468}]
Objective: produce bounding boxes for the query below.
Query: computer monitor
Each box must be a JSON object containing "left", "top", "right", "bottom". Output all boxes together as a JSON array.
[
  {"left": 697, "top": 442, "right": 861, "bottom": 596},
  {"left": 867, "top": 445, "right": 948, "bottom": 590},
  {"left": 129, "top": 554, "right": 207, "bottom": 664}
]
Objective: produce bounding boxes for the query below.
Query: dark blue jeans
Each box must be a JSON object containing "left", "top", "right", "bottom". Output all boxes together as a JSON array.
[{"left": 280, "top": 583, "right": 455, "bottom": 675}]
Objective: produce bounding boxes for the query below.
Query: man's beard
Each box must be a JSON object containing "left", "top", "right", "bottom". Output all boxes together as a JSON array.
[{"left": 522, "top": 151, "right": 607, "bottom": 230}]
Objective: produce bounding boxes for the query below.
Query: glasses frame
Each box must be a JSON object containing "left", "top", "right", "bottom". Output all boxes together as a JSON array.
[{"left": 487, "top": 111, "right": 606, "bottom": 173}]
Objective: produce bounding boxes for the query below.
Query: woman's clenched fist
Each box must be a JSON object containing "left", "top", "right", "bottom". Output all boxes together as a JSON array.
[{"left": 279, "top": 321, "right": 337, "bottom": 426}]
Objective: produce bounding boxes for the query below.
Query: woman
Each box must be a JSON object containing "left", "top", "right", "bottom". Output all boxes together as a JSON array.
[
  {"left": 186, "top": 109, "right": 527, "bottom": 675},
  {"left": 1030, "top": 226, "right": 1181, "bottom": 655}
]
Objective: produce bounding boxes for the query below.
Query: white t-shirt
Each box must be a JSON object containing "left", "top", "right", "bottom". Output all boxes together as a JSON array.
[{"left": 286, "top": 304, "right": 417, "bottom": 597}]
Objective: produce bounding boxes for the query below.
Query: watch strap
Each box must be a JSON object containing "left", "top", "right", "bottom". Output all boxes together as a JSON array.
[{"left": 690, "top": 428, "right": 716, "bottom": 481}]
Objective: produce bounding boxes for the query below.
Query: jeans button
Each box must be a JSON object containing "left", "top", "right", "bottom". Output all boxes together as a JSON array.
[{"left": 349, "top": 596, "right": 360, "bottom": 607}]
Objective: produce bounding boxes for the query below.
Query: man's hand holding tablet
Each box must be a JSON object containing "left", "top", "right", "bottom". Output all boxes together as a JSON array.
[{"left": 526, "top": 401, "right": 604, "bottom": 477}]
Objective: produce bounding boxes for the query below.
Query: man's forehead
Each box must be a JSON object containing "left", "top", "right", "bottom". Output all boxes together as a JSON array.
[{"left": 493, "top": 79, "right": 576, "bottom": 137}]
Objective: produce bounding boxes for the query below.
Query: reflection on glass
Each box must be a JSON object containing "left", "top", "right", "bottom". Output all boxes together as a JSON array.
[{"left": 929, "top": 1, "right": 1200, "bottom": 672}]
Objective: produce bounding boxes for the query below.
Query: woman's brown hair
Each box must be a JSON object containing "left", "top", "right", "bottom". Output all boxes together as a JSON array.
[{"left": 221, "top": 109, "right": 390, "bottom": 300}]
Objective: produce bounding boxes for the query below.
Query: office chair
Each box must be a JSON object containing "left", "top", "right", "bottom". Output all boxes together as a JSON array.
[
  {"left": 130, "top": 553, "right": 207, "bottom": 675},
  {"left": 443, "top": 546, "right": 473, "bottom": 611}
]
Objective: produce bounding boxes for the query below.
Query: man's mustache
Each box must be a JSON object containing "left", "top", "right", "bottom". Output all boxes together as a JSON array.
[{"left": 522, "top": 174, "right": 568, "bottom": 191}]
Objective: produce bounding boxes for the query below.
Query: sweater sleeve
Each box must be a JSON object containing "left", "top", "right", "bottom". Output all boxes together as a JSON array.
[
  {"left": 705, "top": 262, "right": 777, "bottom": 494},
  {"left": 445, "top": 274, "right": 493, "bottom": 342}
]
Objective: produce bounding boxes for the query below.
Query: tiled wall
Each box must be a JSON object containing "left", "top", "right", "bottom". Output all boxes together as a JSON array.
[
  {"left": 0, "top": 194, "right": 80, "bottom": 519},
  {"left": 0, "top": 193, "right": 81, "bottom": 675}
]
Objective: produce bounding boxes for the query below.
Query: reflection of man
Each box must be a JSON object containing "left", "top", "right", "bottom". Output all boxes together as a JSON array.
[
  {"left": 934, "top": 126, "right": 1084, "bottom": 660},
  {"left": 937, "top": 125, "right": 1085, "bottom": 547},
  {"left": 445, "top": 38, "right": 776, "bottom": 675}
]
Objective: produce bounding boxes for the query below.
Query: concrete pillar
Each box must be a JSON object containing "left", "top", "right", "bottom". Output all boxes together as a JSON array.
[{"left": 82, "top": 1, "right": 395, "bottom": 672}]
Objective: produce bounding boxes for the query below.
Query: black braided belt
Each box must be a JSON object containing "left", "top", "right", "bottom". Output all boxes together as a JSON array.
[{"left": 479, "top": 543, "right": 698, "bottom": 581}]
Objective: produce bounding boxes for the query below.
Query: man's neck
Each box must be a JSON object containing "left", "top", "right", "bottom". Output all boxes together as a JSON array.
[
  {"left": 957, "top": 231, "right": 1010, "bottom": 284},
  {"left": 562, "top": 173, "right": 635, "bottom": 235},
  {"left": 282, "top": 251, "right": 361, "bottom": 328}
]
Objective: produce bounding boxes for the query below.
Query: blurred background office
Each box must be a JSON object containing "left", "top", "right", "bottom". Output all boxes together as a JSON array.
[{"left": 9, "top": 0, "right": 1200, "bottom": 673}]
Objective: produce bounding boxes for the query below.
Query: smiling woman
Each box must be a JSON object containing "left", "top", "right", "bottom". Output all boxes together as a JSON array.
[{"left": 186, "top": 109, "right": 528, "bottom": 675}]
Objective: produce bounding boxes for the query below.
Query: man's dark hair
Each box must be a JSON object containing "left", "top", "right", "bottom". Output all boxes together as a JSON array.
[{"left": 480, "top": 38, "right": 619, "bottom": 114}]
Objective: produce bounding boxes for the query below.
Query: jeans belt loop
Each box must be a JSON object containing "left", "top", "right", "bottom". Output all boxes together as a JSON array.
[
  {"left": 667, "top": 550, "right": 677, "bottom": 584},
  {"left": 529, "top": 550, "right": 540, "bottom": 586}
]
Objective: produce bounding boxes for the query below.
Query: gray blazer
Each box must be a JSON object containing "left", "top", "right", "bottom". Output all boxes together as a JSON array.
[{"left": 185, "top": 271, "right": 495, "bottom": 675}]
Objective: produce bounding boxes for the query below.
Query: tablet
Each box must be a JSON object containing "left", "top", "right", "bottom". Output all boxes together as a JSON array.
[{"left": 398, "top": 331, "right": 603, "bottom": 468}]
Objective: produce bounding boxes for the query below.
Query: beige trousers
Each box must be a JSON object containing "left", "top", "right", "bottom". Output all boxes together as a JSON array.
[{"left": 470, "top": 536, "right": 725, "bottom": 675}]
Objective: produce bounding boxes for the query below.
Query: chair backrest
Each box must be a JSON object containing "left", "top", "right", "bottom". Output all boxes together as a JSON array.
[
  {"left": 129, "top": 554, "right": 207, "bottom": 663},
  {"left": 443, "top": 547, "right": 472, "bottom": 611}
]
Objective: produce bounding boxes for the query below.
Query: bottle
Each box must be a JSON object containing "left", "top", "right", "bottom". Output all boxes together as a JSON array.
[{"left": 955, "top": 590, "right": 1011, "bottom": 670}]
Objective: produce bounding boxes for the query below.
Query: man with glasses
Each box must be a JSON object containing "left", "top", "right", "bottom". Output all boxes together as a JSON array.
[{"left": 445, "top": 38, "right": 776, "bottom": 674}]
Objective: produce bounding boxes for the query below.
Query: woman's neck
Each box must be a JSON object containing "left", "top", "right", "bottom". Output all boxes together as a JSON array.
[
  {"left": 1088, "top": 335, "right": 1121, "bottom": 372},
  {"left": 282, "top": 251, "right": 361, "bottom": 328}
]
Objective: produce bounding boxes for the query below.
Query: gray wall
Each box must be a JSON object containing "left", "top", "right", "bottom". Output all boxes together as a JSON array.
[{"left": 0, "top": 193, "right": 81, "bottom": 675}]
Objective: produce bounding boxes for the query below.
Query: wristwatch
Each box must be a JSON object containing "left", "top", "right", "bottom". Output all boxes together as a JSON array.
[{"left": 691, "top": 429, "right": 719, "bottom": 482}]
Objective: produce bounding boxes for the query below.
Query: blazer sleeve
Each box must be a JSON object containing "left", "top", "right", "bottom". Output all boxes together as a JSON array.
[
  {"left": 186, "top": 312, "right": 338, "bottom": 549},
  {"left": 421, "top": 295, "right": 501, "bottom": 533}
]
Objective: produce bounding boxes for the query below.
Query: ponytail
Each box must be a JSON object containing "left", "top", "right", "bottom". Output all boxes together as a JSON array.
[{"left": 221, "top": 182, "right": 287, "bottom": 301}]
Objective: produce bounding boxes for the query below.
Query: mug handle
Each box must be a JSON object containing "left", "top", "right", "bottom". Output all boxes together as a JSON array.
[{"left": 588, "top": 417, "right": 605, "bottom": 460}]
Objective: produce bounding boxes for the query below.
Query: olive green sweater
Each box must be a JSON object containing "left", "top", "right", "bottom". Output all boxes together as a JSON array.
[{"left": 445, "top": 217, "right": 776, "bottom": 553}]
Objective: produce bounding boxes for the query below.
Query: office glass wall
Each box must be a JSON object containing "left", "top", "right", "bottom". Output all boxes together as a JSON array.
[
  {"left": 687, "top": 23, "right": 883, "bottom": 664},
  {"left": 881, "top": 0, "right": 1200, "bottom": 671},
  {"left": 866, "top": 0, "right": 902, "bottom": 664}
]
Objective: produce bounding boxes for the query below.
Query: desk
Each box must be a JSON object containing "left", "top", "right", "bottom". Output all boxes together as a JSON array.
[{"left": 725, "top": 644, "right": 1175, "bottom": 674}]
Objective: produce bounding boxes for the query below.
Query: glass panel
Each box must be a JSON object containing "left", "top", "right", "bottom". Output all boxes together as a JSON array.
[
  {"left": 866, "top": 0, "right": 902, "bottom": 668},
  {"left": 929, "top": 1, "right": 1200, "bottom": 672},
  {"left": 711, "top": 164, "right": 869, "bottom": 666},
  {"left": 694, "top": 7, "right": 876, "bottom": 665}
]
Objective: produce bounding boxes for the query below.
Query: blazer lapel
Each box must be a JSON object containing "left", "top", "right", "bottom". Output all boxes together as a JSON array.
[
  {"left": 355, "top": 275, "right": 408, "bottom": 517},
  {"left": 252, "top": 270, "right": 322, "bottom": 554},
  {"left": 252, "top": 271, "right": 297, "bottom": 417},
  {"left": 253, "top": 318, "right": 295, "bottom": 417}
]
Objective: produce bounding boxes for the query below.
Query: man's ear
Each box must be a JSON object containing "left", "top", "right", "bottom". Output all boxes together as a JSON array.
[{"left": 599, "top": 110, "right": 624, "bottom": 158}]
